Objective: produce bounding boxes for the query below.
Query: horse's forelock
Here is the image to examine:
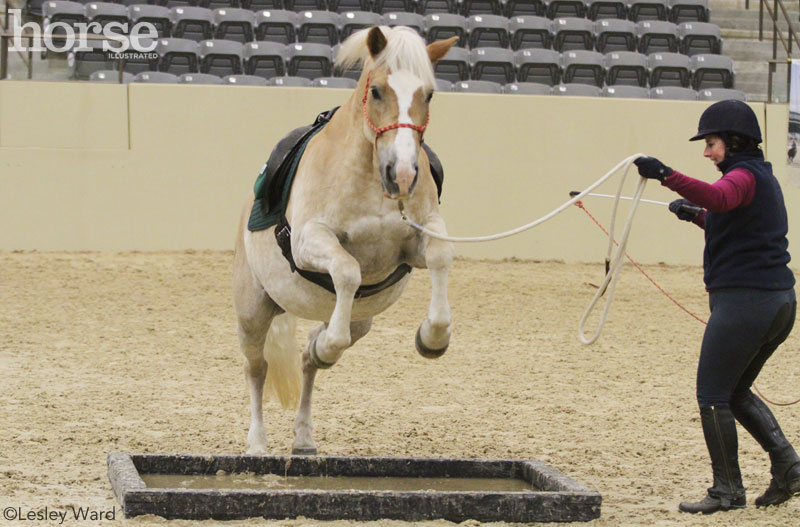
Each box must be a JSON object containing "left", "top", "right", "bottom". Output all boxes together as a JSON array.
[{"left": 336, "top": 26, "right": 435, "bottom": 90}]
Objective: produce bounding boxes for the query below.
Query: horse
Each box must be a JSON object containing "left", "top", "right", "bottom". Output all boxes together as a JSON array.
[{"left": 233, "top": 26, "right": 459, "bottom": 455}]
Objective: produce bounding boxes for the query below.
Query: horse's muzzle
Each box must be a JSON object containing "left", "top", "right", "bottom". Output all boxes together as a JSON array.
[{"left": 382, "top": 161, "right": 418, "bottom": 199}]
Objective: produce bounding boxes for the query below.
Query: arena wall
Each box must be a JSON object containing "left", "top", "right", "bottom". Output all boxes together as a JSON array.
[{"left": 0, "top": 80, "right": 795, "bottom": 265}]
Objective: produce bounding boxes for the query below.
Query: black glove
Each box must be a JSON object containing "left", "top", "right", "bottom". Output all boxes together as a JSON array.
[
  {"left": 669, "top": 199, "right": 703, "bottom": 222},
  {"left": 634, "top": 156, "right": 673, "bottom": 182}
]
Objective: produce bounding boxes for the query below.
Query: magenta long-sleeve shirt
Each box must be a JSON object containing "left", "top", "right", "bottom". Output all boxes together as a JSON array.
[{"left": 662, "top": 168, "right": 756, "bottom": 228}]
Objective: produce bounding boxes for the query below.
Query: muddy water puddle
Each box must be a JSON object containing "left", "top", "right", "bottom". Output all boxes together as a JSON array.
[{"left": 142, "top": 473, "right": 537, "bottom": 492}]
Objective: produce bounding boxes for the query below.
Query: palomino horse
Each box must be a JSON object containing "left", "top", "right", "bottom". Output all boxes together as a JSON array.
[{"left": 233, "top": 26, "right": 459, "bottom": 455}]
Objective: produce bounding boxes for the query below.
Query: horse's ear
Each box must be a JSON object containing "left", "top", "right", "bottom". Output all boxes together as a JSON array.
[
  {"left": 427, "top": 36, "right": 459, "bottom": 64},
  {"left": 366, "top": 26, "right": 388, "bottom": 59}
]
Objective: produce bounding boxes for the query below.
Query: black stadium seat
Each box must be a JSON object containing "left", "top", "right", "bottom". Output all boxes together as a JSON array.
[
  {"left": 453, "top": 80, "right": 504, "bottom": 93},
  {"left": 601, "top": 84, "right": 649, "bottom": 98},
  {"left": 469, "top": 47, "right": 515, "bottom": 83},
  {"left": 514, "top": 47, "right": 560, "bottom": 85},
  {"left": 509, "top": 16, "right": 553, "bottom": 50},
  {"left": 199, "top": 39, "right": 244, "bottom": 77},
  {"left": 244, "top": 41, "right": 287, "bottom": 79}
]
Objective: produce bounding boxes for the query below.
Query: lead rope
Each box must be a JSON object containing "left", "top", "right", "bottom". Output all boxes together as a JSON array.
[
  {"left": 400, "top": 153, "right": 648, "bottom": 345},
  {"left": 575, "top": 200, "right": 800, "bottom": 407}
]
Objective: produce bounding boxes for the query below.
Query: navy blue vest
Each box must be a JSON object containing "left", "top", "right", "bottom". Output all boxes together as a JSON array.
[{"left": 703, "top": 151, "right": 795, "bottom": 290}]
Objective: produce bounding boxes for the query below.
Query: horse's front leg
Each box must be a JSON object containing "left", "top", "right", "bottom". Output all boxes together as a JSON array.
[
  {"left": 293, "top": 221, "right": 361, "bottom": 367},
  {"left": 293, "top": 319, "right": 372, "bottom": 455},
  {"left": 415, "top": 213, "right": 453, "bottom": 358}
]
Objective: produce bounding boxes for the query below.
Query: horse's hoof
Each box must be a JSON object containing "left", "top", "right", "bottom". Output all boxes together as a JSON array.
[
  {"left": 309, "top": 337, "right": 335, "bottom": 370},
  {"left": 291, "top": 447, "right": 318, "bottom": 456},
  {"left": 415, "top": 327, "right": 448, "bottom": 359}
]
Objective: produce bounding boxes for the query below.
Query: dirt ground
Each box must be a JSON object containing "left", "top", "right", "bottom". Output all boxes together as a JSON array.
[{"left": 1, "top": 251, "right": 799, "bottom": 527}]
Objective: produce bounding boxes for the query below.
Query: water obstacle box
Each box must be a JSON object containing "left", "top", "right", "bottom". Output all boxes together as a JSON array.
[{"left": 108, "top": 453, "right": 601, "bottom": 522}]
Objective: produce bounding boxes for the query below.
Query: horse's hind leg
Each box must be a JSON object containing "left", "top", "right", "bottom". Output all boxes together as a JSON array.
[
  {"left": 234, "top": 240, "right": 282, "bottom": 455},
  {"left": 416, "top": 213, "right": 453, "bottom": 357},
  {"left": 292, "top": 318, "right": 372, "bottom": 455}
]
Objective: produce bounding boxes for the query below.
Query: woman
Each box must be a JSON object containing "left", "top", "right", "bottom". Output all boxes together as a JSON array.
[{"left": 634, "top": 99, "right": 800, "bottom": 514}]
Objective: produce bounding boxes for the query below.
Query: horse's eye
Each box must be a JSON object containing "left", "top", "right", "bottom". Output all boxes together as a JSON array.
[
  {"left": 371, "top": 86, "right": 381, "bottom": 100},
  {"left": 425, "top": 92, "right": 433, "bottom": 103}
]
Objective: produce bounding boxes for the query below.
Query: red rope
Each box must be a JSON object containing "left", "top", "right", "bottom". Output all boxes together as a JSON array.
[{"left": 575, "top": 200, "right": 800, "bottom": 407}]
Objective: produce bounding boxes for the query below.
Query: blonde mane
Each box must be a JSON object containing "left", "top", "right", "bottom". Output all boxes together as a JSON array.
[{"left": 336, "top": 26, "right": 436, "bottom": 90}]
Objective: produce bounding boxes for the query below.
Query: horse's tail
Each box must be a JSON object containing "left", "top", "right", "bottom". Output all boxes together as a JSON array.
[{"left": 264, "top": 313, "right": 302, "bottom": 410}]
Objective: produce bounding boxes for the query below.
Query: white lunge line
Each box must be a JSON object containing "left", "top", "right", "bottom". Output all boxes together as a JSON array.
[{"left": 400, "top": 153, "right": 649, "bottom": 345}]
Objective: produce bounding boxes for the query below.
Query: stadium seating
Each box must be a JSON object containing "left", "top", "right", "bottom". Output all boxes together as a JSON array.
[
  {"left": 469, "top": 47, "right": 515, "bottom": 82},
  {"left": 461, "top": 0, "right": 504, "bottom": 16},
  {"left": 435, "top": 78, "right": 454, "bottom": 91},
  {"left": 690, "top": 53, "right": 734, "bottom": 89},
  {"left": 678, "top": 21, "right": 722, "bottom": 55},
  {"left": 545, "top": 0, "right": 585, "bottom": 19},
  {"left": 179, "top": 72, "right": 225, "bottom": 83},
  {"left": 372, "top": 0, "right": 418, "bottom": 14},
  {"left": 340, "top": 11, "right": 383, "bottom": 39},
  {"left": 329, "top": 0, "right": 372, "bottom": 11},
  {"left": 382, "top": 12, "right": 426, "bottom": 35},
  {"left": 223, "top": 73, "right": 269, "bottom": 85},
  {"left": 668, "top": 0, "right": 709, "bottom": 23},
  {"left": 72, "top": 39, "right": 114, "bottom": 79},
  {"left": 90, "top": 70, "right": 134, "bottom": 83},
  {"left": 509, "top": 16, "right": 553, "bottom": 50},
  {"left": 561, "top": 49, "right": 605, "bottom": 86},
  {"left": 649, "top": 86, "right": 697, "bottom": 99},
  {"left": 433, "top": 45, "right": 470, "bottom": 81},
  {"left": 636, "top": 20, "right": 679, "bottom": 54},
  {"left": 244, "top": 41, "right": 287, "bottom": 78},
  {"left": 133, "top": 71, "right": 180, "bottom": 83},
  {"left": 628, "top": 0, "right": 668, "bottom": 22},
  {"left": 467, "top": 14, "right": 510, "bottom": 48},
  {"left": 594, "top": 18, "right": 636, "bottom": 52},
  {"left": 129, "top": 5, "right": 172, "bottom": 38},
  {"left": 419, "top": 0, "right": 458, "bottom": 14},
  {"left": 605, "top": 50, "right": 648, "bottom": 86},
  {"left": 213, "top": 8, "right": 256, "bottom": 43},
  {"left": 504, "top": 0, "right": 544, "bottom": 17},
  {"left": 504, "top": 81, "right": 552, "bottom": 94},
  {"left": 602, "top": 84, "right": 649, "bottom": 98},
  {"left": 514, "top": 47, "right": 560, "bottom": 84},
  {"left": 647, "top": 51, "right": 691, "bottom": 87},
  {"left": 697, "top": 88, "right": 746, "bottom": 101},
  {"left": 425, "top": 14, "right": 468, "bottom": 46},
  {"left": 453, "top": 80, "right": 504, "bottom": 93},
  {"left": 555, "top": 82, "right": 601, "bottom": 96},
  {"left": 170, "top": 7, "right": 215, "bottom": 41},
  {"left": 585, "top": 0, "right": 626, "bottom": 21},
  {"left": 269, "top": 75, "right": 313, "bottom": 86},
  {"left": 198, "top": 39, "right": 244, "bottom": 76},
  {"left": 254, "top": 10, "right": 298, "bottom": 44},
  {"left": 156, "top": 37, "right": 200, "bottom": 74},
  {"left": 85, "top": 2, "right": 130, "bottom": 31},
  {"left": 297, "top": 11, "right": 342, "bottom": 45},
  {"left": 552, "top": 17, "right": 594, "bottom": 51},
  {"left": 287, "top": 42, "right": 334, "bottom": 78},
  {"left": 311, "top": 76, "right": 358, "bottom": 88}
]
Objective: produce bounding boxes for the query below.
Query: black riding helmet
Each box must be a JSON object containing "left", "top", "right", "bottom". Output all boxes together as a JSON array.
[{"left": 689, "top": 99, "right": 762, "bottom": 143}]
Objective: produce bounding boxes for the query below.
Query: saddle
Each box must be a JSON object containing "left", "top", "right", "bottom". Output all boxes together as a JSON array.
[{"left": 247, "top": 107, "right": 445, "bottom": 298}]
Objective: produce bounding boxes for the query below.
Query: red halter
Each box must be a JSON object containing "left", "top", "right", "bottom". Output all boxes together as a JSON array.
[{"left": 361, "top": 73, "right": 430, "bottom": 147}]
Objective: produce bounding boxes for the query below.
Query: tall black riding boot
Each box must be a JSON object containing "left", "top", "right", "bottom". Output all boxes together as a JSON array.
[
  {"left": 679, "top": 406, "right": 747, "bottom": 514},
  {"left": 732, "top": 391, "right": 800, "bottom": 507}
]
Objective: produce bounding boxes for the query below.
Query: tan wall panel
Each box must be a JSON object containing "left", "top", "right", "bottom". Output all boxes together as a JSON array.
[
  {"left": 0, "top": 80, "right": 796, "bottom": 265},
  {"left": 0, "top": 81, "right": 128, "bottom": 149}
]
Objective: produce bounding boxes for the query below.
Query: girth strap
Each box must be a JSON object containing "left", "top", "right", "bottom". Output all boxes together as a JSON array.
[{"left": 275, "top": 220, "right": 412, "bottom": 299}]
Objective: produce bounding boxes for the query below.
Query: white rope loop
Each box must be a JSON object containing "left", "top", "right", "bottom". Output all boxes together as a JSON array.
[{"left": 401, "top": 153, "right": 648, "bottom": 345}]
